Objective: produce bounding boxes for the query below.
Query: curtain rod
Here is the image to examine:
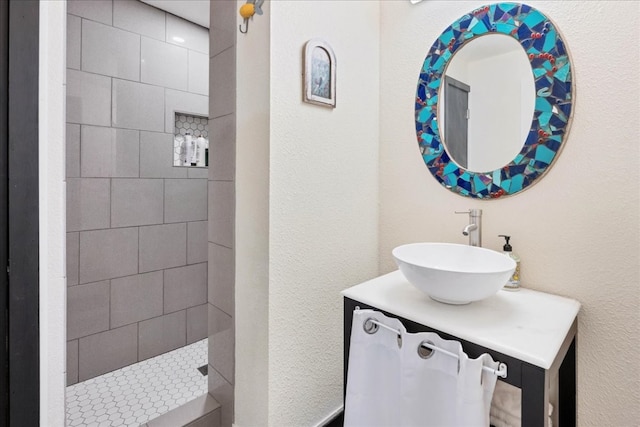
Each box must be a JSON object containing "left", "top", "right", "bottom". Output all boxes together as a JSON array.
[{"left": 363, "top": 317, "right": 508, "bottom": 378}]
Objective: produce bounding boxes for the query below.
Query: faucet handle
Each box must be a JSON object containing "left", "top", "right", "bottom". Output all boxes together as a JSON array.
[{"left": 454, "top": 209, "right": 482, "bottom": 217}]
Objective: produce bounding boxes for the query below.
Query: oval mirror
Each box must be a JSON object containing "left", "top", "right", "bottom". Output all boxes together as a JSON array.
[{"left": 416, "top": 2, "right": 574, "bottom": 199}]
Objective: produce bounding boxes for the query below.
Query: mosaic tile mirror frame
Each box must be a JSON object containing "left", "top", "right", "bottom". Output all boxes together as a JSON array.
[{"left": 415, "top": 2, "right": 574, "bottom": 199}]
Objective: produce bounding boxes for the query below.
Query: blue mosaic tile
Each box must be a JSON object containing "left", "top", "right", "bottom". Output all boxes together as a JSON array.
[{"left": 416, "top": 2, "right": 573, "bottom": 198}]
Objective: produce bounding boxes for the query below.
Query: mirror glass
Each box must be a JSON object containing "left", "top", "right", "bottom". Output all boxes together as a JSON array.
[
  {"left": 438, "top": 34, "right": 535, "bottom": 172},
  {"left": 415, "top": 2, "right": 574, "bottom": 199}
]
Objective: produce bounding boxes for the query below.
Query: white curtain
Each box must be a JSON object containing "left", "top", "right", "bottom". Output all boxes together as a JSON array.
[{"left": 345, "top": 310, "right": 499, "bottom": 427}]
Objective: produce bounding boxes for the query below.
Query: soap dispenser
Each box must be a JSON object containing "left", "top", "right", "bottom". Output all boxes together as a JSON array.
[{"left": 499, "top": 235, "right": 521, "bottom": 290}]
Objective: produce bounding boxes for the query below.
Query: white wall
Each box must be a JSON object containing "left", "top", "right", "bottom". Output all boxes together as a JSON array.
[
  {"left": 39, "top": 1, "right": 66, "bottom": 425},
  {"left": 267, "top": 1, "right": 380, "bottom": 425},
  {"left": 379, "top": 1, "right": 639, "bottom": 425}
]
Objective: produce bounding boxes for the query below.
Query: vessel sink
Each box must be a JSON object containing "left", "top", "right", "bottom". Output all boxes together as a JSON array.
[{"left": 392, "top": 243, "right": 516, "bottom": 304}]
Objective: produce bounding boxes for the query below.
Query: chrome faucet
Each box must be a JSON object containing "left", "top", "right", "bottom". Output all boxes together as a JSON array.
[{"left": 455, "top": 209, "right": 482, "bottom": 247}]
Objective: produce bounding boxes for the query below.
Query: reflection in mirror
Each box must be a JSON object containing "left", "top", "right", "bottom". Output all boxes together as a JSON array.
[{"left": 439, "top": 34, "right": 535, "bottom": 172}]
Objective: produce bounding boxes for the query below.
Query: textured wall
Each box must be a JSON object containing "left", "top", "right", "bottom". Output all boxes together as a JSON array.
[
  {"left": 268, "top": 1, "right": 380, "bottom": 425},
  {"left": 65, "top": 0, "right": 210, "bottom": 385},
  {"left": 378, "top": 1, "right": 639, "bottom": 425}
]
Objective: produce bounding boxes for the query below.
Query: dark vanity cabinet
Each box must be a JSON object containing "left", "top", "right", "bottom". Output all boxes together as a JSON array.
[{"left": 342, "top": 271, "right": 580, "bottom": 427}]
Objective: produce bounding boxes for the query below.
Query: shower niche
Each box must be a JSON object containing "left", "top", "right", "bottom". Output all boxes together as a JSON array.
[{"left": 173, "top": 112, "right": 209, "bottom": 168}]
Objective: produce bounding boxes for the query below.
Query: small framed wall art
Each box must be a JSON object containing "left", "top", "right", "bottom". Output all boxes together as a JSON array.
[{"left": 303, "top": 39, "right": 336, "bottom": 108}]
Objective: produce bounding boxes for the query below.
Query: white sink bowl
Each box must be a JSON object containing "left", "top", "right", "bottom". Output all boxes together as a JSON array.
[{"left": 392, "top": 243, "right": 516, "bottom": 305}]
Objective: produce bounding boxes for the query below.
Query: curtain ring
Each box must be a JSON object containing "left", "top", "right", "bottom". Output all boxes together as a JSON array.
[
  {"left": 417, "top": 340, "right": 435, "bottom": 359},
  {"left": 363, "top": 318, "right": 379, "bottom": 334}
]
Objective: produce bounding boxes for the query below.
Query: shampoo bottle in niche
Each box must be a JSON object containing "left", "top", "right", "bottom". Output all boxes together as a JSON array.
[
  {"left": 196, "top": 136, "right": 207, "bottom": 167},
  {"left": 499, "top": 235, "right": 521, "bottom": 290},
  {"left": 184, "top": 133, "right": 195, "bottom": 166}
]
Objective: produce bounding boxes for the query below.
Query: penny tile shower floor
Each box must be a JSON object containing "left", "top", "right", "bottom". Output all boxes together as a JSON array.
[{"left": 66, "top": 339, "right": 208, "bottom": 427}]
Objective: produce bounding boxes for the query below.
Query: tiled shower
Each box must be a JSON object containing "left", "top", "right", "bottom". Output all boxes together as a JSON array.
[{"left": 65, "top": 0, "right": 211, "bottom": 422}]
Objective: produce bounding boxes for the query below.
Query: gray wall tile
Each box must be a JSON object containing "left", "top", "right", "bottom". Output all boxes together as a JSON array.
[
  {"left": 82, "top": 20, "right": 140, "bottom": 81},
  {"left": 113, "top": 0, "right": 165, "bottom": 41},
  {"left": 187, "top": 221, "right": 207, "bottom": 264},
  {"left": 141, "top": 37, "right": 188, "bottom": 91},
  {"left": 208, "top": 181, "right": 234, "bottom": 248},
  {"left": 67, "top": 69, "right": 111, "bottom": 126},
  {"left": 112, "top": 79, "right": 165, "bottom": 132},
  {"left": 66, "top": 124, "right": 80, "bottom": 178},
  {"left": 208, "top": 2, "right": 234, "bottom": 416},
  {"left": 165, "top": 179, "right": 207, "bottom": 223},
  {"left": 66, "top": 2, "right": 212, "bottom": 381},
  {"left": 187, "top": 167, "right": 208, "bottom": 179},
  {"left": 80, "top": 125, "right": 111, "bottom": 177},
  {"left": 210, "top": 49, "right": 235, "bottom": 119},
  {"left": 81, "top": 126, "right": 140, "bottom": 178},
  {"left": 111, "top": 179, "right": 164, "bottom": 228},
  {"left": 139, "top": 223, "right": 187, "bottom": 273},
  {"left": 208, "top": 114, "right": 235, "bottom": 181},
  {"left": 67, "top": 178, "right": 111, "bottom": 232},
  {"left": 78, "top": 324, "right": 138, "bottom": 381},
  {"left": 140, "top": 131, "right": 188, "bottom": 178},
  {"left": 188, "top": 50, "right": 209, "bottom": 96},
  {"left": 67, "top": 232, "right": 79, "bottom": 286},
  {"left": 111, "top": 271, "right": 164, "bottom": 328},
  {"left": 164, "top": 89, "right": 208, "bottom": 134},
  {"left": 67, "top": 281, "right": 110, "bottom": 340},
  {"left": 138, "top": 310, "right": 186, "bottom": 360},
  {"left": 147, "top": 393, "right": 220, "bottom": 427},
  {"left": 208, "top": 243, "right": 233, "bottom": 316},
  {"left": 209, "top": 327, "right": 233, "bottom": 384},
  {"left": 186, "top": 304, "right": 208, "bottom": 344},
  {"left": 164, "top": 263, "right": 207, "bottom": 313},
  {"left": 210, "top": 0, "right": 235, "bottom": 57},
  {"left": 208, "top": 368, "right": 234, "bottom": 427},
  {"left": 79, "top": 227, "right": 139, "bottom": 284},
  {"left": 187, "top": 410, "right": 221, "bottom": 427},
  {"left": 166, "top": 14, "right": 208, "bottom": 54},
  {"left": 67, "top": 14, "right": 81, "bottom": 70},
  {"left": 112, "top": 129, "right": 140, "bottom": 176},
  {"left": 68, "top": 0, "right": 112, "bottom": 25},
  {"left": 208, "top": 303, "right": 232, "bottom": 336},
  {"left": 67, "top": 340, "right": 79, "bottom": 386}
]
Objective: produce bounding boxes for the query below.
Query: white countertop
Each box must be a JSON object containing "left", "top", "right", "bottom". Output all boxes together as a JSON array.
[{"left": 342, "top": 270, "right": 581, "bottom": 369}]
